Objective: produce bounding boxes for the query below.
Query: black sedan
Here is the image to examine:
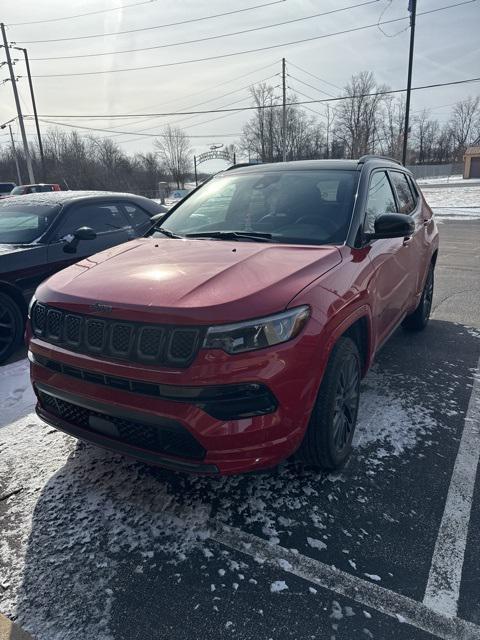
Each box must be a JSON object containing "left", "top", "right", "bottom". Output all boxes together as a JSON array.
[{"left": 0, "top": 191, "right": 166, "bottom": 363}]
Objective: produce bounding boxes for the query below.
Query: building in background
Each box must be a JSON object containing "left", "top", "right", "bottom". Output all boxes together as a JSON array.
[{"left": 464, "top": 143, "right": 480, "bottom": 178}]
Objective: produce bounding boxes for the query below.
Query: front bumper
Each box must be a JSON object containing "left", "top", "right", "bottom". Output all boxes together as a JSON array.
[{"left": 28, "top": 325, "right": 323, "bottom": 475}]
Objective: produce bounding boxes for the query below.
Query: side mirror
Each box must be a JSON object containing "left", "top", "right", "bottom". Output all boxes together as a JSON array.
[
  {"left": 63, "top": 226, "right": 97, "bottom": 253},
  {"left": 150, "top": 212, "right": 166, "bottom": 225},
  {"left": 368, "top": 213, "right": 414, "bottom": 240},
  {"left": 74, "top": 226, "right": 97, "bottom": 241}
]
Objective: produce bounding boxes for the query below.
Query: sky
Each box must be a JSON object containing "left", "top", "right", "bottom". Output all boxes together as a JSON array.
[{"left": 0, "top": 0, "right": 479, "bottom": 167}]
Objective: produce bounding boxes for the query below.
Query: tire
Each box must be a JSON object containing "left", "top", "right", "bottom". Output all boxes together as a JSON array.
[
  {"left": 298, "top": 336, "right": 361, "bottom": 470},
  {"left": 402, "top": 263, "right": 434, "bottom": 332},
  {"left": 0, "top": 292, "right": 24, "bottom": 365}
]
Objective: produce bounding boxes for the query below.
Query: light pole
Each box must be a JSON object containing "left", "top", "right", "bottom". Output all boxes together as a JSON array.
[
  {"left": 402, "top": 0, "right": 417, "bottom": 165},
  {"left": 1, "top": 22, "right": 35, "bottom": 183},
  {"left": 1, "top": 117, "right": 22, "bottom": 184},
  {"left": 12, "top": 46, "right": 45, "bottom": 180}
]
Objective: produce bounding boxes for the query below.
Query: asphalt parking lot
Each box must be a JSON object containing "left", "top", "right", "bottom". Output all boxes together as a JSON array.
[{"left": 0, "top": 219, "right": 479, "bottom": 640}]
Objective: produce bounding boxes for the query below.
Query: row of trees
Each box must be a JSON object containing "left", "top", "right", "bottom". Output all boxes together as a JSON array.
[
  {"left": 241, "top": 71, "right": 480, "bottom": 165},
  {"left": 0, "top": 125, "right": 192, "bottom": 195},
  {"left": 1, "top": 72, "right": 479, "bottom": 192}
]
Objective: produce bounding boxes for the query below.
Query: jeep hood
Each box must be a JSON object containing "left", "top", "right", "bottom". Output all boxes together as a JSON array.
[{"left": 37, "top": 237, "right": 341, "bottom": 324}]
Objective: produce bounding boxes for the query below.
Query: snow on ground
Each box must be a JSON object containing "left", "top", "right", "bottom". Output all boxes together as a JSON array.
[
  {"left": 421, "top": 184, "right": 480, "bottom": 220},
  {"left": 416, "top": 174, "right": 465, "bottom": 184},
  {"left": 0, "top": 358, "right": 441, "bottom": 639}
]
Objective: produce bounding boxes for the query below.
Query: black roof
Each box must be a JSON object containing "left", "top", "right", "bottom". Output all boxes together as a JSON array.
[
  {"left": 226, "top": 156, "right": 405, "bottom": 174},
  {"left": 1, "top": 190, "right": 165, "bottom": 212}
]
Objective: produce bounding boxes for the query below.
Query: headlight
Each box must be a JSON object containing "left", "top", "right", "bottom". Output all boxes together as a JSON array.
[
  {"left": 203, "top": 306, "right": 310, "bottom": 355},
  {"left": 27, "top": 295, "right": 37, "bottom": 319}
]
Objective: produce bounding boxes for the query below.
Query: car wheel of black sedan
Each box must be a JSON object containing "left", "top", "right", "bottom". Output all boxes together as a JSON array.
[
  {"left": 0, "top": 292, "right": 24, "bottom": 364},
  {"left": 298, "top": 336, "right": 361, "bottom": 470}
]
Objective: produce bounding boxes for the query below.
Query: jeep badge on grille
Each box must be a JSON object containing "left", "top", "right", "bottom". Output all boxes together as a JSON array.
[{"left": 89, "top": 303, "right": 113, "bottom": 313}]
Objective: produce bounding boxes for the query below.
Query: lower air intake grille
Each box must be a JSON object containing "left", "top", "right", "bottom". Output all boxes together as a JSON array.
[{"left": 38, "top": 390, "right": 206, "bottom": 460}]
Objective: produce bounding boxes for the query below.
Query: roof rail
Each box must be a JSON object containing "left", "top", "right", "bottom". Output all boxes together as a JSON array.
[
  {"left": 358, "top": 154, "right": 403, "bottom": 166},
  {"left": 225, "top": 162, "right": 263, "bottom": 171}
]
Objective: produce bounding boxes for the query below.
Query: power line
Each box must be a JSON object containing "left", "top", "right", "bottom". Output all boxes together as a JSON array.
[
  {"left": 99, "top": 61, "right": 279, "bottom": 129},
  {"left": 29, "top": 1, "right": 477, "bottom": 79},
  {"left": 105, "top": 89, "right": 272, "bottom": 138},
  {"left": 28, "top": 76, "right": 480, "bottom": 121},
  {"left": 287, "top": 74, "right": 336, "bottom": 97},
  {"left": 15, "top": 0, "right": 287, "bottom": 43},
  {"left": 287, "top": 86, "right": 329, "bottom": 117},
  {"left": 33, "top": 117, "right": 243, "bottom": 138},
  {"left": 8, "top": 0, "right": 159, "bottom": 26},
  {"left": 287, "top": 84, "right": 329, "bottom": 119},
  {"left": 92, "top": 73, "right": 278, "bottom": 135},
  {"left": 28, "top": 1, "right": 380, "bottom": 61},
  {"left": 287, "top": 62, "right": 344, "bottom": 91}
]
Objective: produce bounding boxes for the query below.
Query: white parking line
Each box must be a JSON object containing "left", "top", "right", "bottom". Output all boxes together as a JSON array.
[
  {"left": 211, "top": 525, "right": 480, "bottom": 640},
  {"left": 423, "top": 355, "right": 480, "bottom": 617}
]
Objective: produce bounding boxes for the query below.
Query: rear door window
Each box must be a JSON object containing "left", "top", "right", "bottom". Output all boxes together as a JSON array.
[{"left": 389, "top": 171, "right": 416, "bottom": 214}]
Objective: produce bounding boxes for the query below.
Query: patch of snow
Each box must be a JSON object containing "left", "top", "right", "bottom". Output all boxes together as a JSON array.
[
  {"left": 364, "top": 573, "right": 381, "bottom": 582},
  {"left": 270, "top": 580, "right": 288, "bottom": 593},
  {"left": 0, "top": 360, "right": 35, "bottom": 428},
  {"left": 330, "top": 600, "right": 343, "bottom": 620},
  {"left": 307, "top": 537, "right": 327, "bottom": 551},
  {"left": 354, "top": 369, "right": 438, "bottom": 456}
]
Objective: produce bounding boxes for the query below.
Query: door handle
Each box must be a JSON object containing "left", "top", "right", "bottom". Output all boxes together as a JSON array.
[
  {"left": 423, "top": 219, "right": 430, "bottom": 226},
  {"left": 403, "top": 237, "right": 411, "bottom": 247}
]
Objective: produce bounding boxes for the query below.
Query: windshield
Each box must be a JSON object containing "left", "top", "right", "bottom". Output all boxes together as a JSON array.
[
  {"left": 160, "top": 169, "right": 358, "bottom": 245},
  {"left": 0, "top": 203, "right": 61, "bottom": 244}
]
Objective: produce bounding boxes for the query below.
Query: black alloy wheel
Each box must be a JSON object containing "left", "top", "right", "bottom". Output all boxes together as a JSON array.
[
  {"left": 403, "top": 263, "right": 435, "bottom": 331},
  {"left": 332, "top": 353, "right": 360, "bottom": 453},
  {"left": 0, "top": 292, "right": 24, "bottom": 364},
  {"left": 298, "top": 336, "right": 361, "bottom": 470}
]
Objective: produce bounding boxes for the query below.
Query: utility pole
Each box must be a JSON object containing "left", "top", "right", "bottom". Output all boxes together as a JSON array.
[
  {"left": 402, "top": 0, "right": 417, "bottom": 166},
  {"left": 14, "top": 46, "right": 45, "bottom": 180},
  {"left": 1, "top": 22, "right": 35, "bottom": 184},
  {"left": 325, "top": 104, "right": 331, "bottom": 159},
  {"left": 282, "top": 57, "right": 286, "bottom": 162},
  {"left": 8, "top": 125, "right": 22, "bottom": 184}
]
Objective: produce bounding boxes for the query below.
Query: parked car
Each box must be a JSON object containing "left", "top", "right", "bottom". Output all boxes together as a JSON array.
[
  {"left": 10, "top": 183, "right": 62, "bottom": 196},
  {"left": 0, "top": 191, "right": 166, "bottom": 363},
  {"left": 27, "top": 157, "right": 438, "bottom": 475},
  {"left": 0, "top": 182, "right": 16, "bottom": 199}
]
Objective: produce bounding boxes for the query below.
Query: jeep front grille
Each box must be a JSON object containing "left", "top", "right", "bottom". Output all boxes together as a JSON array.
[{"left": 31, "top": 303, "right": 203, "bottom": 368}]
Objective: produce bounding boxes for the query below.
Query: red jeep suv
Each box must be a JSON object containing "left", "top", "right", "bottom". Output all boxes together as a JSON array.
[{"left": 27, "top": 157, "right": 438, "bottom": 475}]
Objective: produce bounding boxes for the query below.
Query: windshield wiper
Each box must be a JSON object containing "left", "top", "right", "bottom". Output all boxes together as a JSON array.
[
  {"left": 155, "top": 227, "right": 184, "bottom": 239},
  {"left": 185, "top": 230, "right": 272, "bottom": 242}
]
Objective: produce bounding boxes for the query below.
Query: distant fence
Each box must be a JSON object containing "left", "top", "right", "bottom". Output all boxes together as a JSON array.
[{"left": 406, "top": 163, "right": 463, "bottom": 179}]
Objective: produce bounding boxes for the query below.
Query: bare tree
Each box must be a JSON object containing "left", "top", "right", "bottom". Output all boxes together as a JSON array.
[
  {"left": 433, "top": 124, "right": 454, "bottom": 164},
  {"left": 334, "top": 71, "right": 387, "bottom": 158},
  {"left": 241, "top": 84, "right": 324, "bottom": 162},
  {"left": 379, "top": 95, "right": 405, "bottom": 160},
  {"left": 154, "top": 125, "right": 191, "bottom": 188},
  {"left": 449, "top": 96, "right": 480, "bottom": 160},
  {"left": 413, "top": 109, "right": 441, "bottom": 164}
]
